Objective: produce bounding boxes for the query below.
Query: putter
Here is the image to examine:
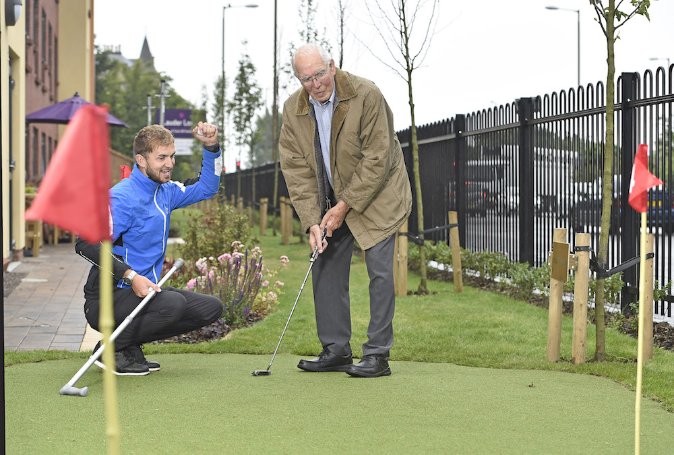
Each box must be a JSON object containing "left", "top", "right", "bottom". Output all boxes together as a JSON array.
[
  {"left": 252, "top": 230, "right": 326, "bottom": 376},
  {"left": 59, "top": 259, "right": 184, "bottom": 397}
]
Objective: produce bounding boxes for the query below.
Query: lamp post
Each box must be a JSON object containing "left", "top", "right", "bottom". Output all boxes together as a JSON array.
[
  {"left": 221, "top": 3, "right": 258, "bottom": 153},
  {"left": 546, "top": 5, "right": 580, "bottom": 89},
  {"left": 159, "top": 79, "right": 168, "bottom": 126}
]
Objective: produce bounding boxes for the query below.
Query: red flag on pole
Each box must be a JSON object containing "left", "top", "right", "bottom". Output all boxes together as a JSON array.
[
  {"left": 628, "top": 144, "right": 663, "bottom": 213},
  {"left": 25, "top": 105, "right": 112, "bottom": 243}
]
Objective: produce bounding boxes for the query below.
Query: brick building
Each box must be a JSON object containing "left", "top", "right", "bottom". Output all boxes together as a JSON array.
[{"left": 24, "top": 0, "right": 60, "bottom": 186}]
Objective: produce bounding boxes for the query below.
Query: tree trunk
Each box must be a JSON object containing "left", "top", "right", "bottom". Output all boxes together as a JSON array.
[
  {"left": 596, "top": 0, "right": 618, "bottom": 361},
  {"left": 409, "top": 85, "right": 427, "bottom": 294},
  {"left": 399, "top": 2, "right": 427, "bottom": 294},
  {"left": 271, "top": 0, "right": 279, "bottom": 236}
]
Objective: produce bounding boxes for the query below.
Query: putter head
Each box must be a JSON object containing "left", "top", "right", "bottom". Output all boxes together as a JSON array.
[
  {"left": 59, "top": 385, "right": 89, "bottom": 397},
  {"left": 251, "top": 369, "right": 271, "bottom": 376}
]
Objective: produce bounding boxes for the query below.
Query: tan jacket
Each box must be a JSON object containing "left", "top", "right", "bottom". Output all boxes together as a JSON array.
[{"left": 279, "top": 69, "right": 412, "bottom": 250}]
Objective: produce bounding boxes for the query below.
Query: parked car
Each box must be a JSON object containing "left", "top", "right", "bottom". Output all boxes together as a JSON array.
[
  {"left": 569, "top": 194, "right": 621, "bottom": 233},
  {"left": 448, "top": 181, "right": 488, "bottom": 217},
  {"left": 648, "top": 188, "right": 674, "bottom": 233},
  {"left": 570, "top": 187, "right": 673, "bottom": 234}
]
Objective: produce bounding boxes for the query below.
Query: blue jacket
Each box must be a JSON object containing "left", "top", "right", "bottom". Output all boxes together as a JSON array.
[{"left": 110, "top": 147, "right": 221, "bottom": 285}]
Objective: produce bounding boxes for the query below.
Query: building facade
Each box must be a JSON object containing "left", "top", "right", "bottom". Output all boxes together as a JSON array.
[
  {"left": 1, "top": 0, "right": 27, "bottom": 268},
  {"left": 1, "top": 0, "right": 94, "bottom": 268}
]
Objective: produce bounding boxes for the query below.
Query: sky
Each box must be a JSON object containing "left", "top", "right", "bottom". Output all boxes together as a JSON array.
[{"left": 94, "top": 0, "right": 673, "bottom": 168}]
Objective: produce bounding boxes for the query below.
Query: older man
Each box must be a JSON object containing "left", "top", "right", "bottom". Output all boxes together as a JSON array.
[{"left": 279, "top": 43, "right": 412, "bottom": 377}]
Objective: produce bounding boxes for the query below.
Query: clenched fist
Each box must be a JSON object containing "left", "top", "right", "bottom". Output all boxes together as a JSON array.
[{"left": 192, "top": 121, "right": 219, "bottom": 147}]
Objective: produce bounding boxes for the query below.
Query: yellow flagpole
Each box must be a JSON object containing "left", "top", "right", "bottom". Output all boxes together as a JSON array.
[
  {"left": 100, "top": 241, "right": 121, "bottom": 454},
  {"left": 634, "top": 211, "right": 647, "bottom": 455}
]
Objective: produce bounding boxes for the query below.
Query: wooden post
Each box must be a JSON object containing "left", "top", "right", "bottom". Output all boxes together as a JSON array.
[
  {"left": 237, "top": 197, "right": 244, "bottom": 214},
  {"left": 259, "top": 198, "right": 268, "bottom": 236},
  {"left": 280, "top": 196, "right": 289, "bottom": 245},
  {"left": 547, "top": 228, "right": 568, "bottom": 362},
  {"left": 230, "top": 194, "right": 235, "bottom": 206},
  {"left": 643, "top": 233, "right": 655, "bottom": 361},
  {"left": 572, "top": 233, "right": 591, "bottom": 364},
  {"left": 448, "top": 211, "right": 463, "bottom": 293},
  {"left": 394, "top": 219, "right": 408, "bottom": 296},
  {"left": 25, "top": 220, "right": 42, "bottom": 257},
  {"left": 285, "top": 201, "right": 294, "bottom": 242},
  {"left": 52, "top": 225, "right": 60, "bottom": 245}
]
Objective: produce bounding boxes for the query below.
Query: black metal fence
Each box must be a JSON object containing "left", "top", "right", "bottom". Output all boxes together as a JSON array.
[{"left": 222, "top": 67, "right": 674, "bottom": 319}]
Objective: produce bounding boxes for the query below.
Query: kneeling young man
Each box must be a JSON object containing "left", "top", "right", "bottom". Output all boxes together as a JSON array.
[{"left": 76, "top": 122, "right": 224, "bottom": 375}]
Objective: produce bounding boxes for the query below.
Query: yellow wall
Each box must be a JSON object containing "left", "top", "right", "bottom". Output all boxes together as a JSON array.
[
  {"left": 58, "top": 0, "right": 94, "bottom": 102},
  {"left": 1, "top": 0, "right": 27, "bottom": 264}
]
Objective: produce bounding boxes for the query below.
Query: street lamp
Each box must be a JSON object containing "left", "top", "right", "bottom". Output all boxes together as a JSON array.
[
  {"left": 546, "top": 5, "right": 580, "bottom": 89},
  {"left": 649, "top": 57, "right": 671, "bottom": 70},
  {"left": 221, "top": 3, "right": 258, "bottom": 152}
]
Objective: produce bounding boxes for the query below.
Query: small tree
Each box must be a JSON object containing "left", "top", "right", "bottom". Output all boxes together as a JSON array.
[
  {"left": 227, "top": 44, "right": 263, "bottom": 202},
  {"left": 281, "top": 0, "right": 332, "bottom": 93},
  {"left": 364, "top": 0, "right": 439, "bottom": 294},
  {"left": 251, "top": 108, "right": 282, "bottom": 166},
  {"left": 336, "top": 0, "right": 348, "bottom": 67},
  {"left": 211, "top": 75, "right": 226, "bottom": 148},
  {"left": 95, "top": 47, "right": 192, "bottom": 154},
  {"left": 590, "top": 0, "right": 651, "bottom": 360}
]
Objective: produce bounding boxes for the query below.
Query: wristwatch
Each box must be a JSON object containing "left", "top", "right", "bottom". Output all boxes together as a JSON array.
[{"left": 122, "top": 270, "right": 137, "bottom": 286}]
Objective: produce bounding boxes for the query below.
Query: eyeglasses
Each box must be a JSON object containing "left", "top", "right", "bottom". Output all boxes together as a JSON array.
[{"left": 298, "top": 65, "right": 330, "bottom": 86}]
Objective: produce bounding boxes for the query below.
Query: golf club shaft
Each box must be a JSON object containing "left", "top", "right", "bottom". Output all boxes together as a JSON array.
[
  {"left": 265, "top": 245, "right": 320, "bottom": 371},
  {"left": 60, "top": 259, "right": 184, "bottom": 395}
]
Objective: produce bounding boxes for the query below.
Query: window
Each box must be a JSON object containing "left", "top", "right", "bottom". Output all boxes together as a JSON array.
[
  {"left": 48, "top": 24, "right": 52, "bottom": 69},
  {"left": 33, "top": 0, "right": 40, "bottom": 80},
  {"left": 41, "top": 9, "right": 46, "bottom": 65},
  {"left": 32, "top": 0, "right": 39, "bottom": 42},
  {"left": 48, "top": 24, "right": 53, "bottom": 95},
  {"left": 41, "top": 132, "right": 47, "bottom": 176},
  {"left": 54, "top": 37, "right": 58, "bottom": 92},
  {"left": 32, "top": 127, "right": 39, "bottom": 179}
]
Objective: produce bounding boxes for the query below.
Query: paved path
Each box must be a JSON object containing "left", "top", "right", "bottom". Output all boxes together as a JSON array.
[{"left": 3, "top": 243, "right": 98, "bottom": 352}]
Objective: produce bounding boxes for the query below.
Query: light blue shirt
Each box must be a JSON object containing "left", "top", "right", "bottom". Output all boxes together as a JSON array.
[{"left": 309, "top": 89, "right": 336, "bottom": 187}]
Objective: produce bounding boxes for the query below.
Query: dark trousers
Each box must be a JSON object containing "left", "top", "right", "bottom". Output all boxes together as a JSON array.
[
  {"left": 84, "top": 286, "right": 222, "bottom": 350},
  {"left": 311, "top": 223, "right": 396, "bottom": 357}
]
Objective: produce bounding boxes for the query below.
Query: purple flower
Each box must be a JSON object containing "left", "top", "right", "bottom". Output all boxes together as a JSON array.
[
  {"left": 218, "top": 253, "right": 232, "bottom": 264},
  {"left": 195, "top": 257, "right": 208, "bottom": 274},
  {"left": 186, "top": 278, "right": 197, "bottom": 290}
]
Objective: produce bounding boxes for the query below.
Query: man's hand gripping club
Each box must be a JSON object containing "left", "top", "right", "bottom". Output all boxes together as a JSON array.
[{"left": 309, "top": 200, "right": 349, "bottom": 254}]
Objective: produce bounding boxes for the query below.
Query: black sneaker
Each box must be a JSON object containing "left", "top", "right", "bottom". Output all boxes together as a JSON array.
[
  {"left": 127, "top": 345, "right": 161, "bottom": 372},
  {"left": 93, "top": 341, "right": 150, "bottom": 376}
]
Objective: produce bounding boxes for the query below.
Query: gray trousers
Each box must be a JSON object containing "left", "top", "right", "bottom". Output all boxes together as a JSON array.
[{"left": 311, "top": 224, "right": 396, "bottom": 357}]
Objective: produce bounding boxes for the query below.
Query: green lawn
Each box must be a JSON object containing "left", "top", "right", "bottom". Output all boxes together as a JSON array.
[{"left": 5, "top": 228, "right": 674, "bottom": 454}]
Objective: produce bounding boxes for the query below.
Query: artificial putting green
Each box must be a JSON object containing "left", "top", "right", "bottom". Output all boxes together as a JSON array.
[{"left": 7, "top": 352, "right": 674, "bottom": 454}]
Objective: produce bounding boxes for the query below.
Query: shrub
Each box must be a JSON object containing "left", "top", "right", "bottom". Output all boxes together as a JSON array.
[
  {"left": 187, "top": 245, "right": 263, "bottom": 327},
  {"left": 178, "top": 203, "right": 252, "bottom": 266}
]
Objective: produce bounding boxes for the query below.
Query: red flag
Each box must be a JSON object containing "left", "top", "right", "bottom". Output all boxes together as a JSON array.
[
  {"left": 119, "top": 165, "right": 132, "bottom": 180},
  {"left": 628, "top": 144, "right": 663, "bottom": 213},
  {"left": 25, "top": 105, "right": 111, "bottom": 242}
]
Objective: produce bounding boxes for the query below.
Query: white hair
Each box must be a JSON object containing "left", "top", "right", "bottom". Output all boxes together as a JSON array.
[{"left": 292, "top": 43, "right": 332, "bottom": 76}]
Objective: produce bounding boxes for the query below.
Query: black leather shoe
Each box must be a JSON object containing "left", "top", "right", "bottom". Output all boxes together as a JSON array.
[
  {"left": 346, "top": 355, "right": 391, "bottom": 378},
  {"left": 297, "top": 350, "right": 353, "bottom": 372}
]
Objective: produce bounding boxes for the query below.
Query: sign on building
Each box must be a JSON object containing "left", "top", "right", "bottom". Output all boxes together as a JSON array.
[{"left": 160, "top": 109, "right": 194, "bottom": 156}]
